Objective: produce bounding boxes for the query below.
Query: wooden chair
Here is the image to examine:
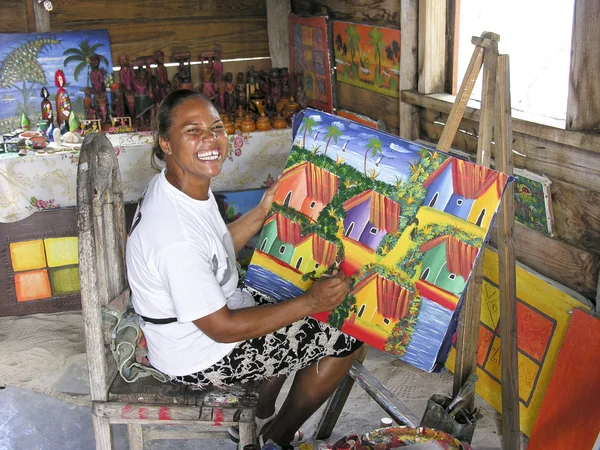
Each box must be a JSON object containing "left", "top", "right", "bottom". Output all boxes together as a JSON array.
[{"left": 76, "top": 133, "right": 259, "bottom": 449}]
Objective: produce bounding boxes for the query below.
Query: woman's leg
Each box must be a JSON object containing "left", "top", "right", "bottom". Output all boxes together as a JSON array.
[
  {"left": 257, "top": 374, "right": 287, "bottom": 419},
  {"left": 261, "top": 347, "right": 360, "bottom": 445}
]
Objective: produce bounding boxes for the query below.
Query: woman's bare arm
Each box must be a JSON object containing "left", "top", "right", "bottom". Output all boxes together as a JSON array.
[{"left": 193, "top": 271, "right": 350, "bottom": 343}]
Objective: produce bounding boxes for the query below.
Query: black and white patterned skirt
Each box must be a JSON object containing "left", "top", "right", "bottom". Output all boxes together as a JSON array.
[{"left": 171, "top": 290, "right": 361, "bottom": 389}]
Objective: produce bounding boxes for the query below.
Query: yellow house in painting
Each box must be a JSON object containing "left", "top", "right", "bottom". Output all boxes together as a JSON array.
[{"left": 351, "top": 273, "right": 412, "bottom": 333}]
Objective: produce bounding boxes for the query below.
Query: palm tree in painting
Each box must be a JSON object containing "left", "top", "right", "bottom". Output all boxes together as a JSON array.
[
  {"left": 0, "top": 37, "right": 61, "bottom": 116},
  {"left": 368, "top": 27, "right": 384, "bottom": 77},
  {"left": 323, "top": 123, "right": 342, "bottom": 156},
  {"left": 63, "top": 39, "right": 108, "bottom": 85},
  {"left": 364, "top": 137, "right": 382, "bottom": 175},
  {"left": 298, "top": 116, "right": 318, "bottom": 148},
  {"left": 345, "top": 24, "right": 360, "bottom": 66}
]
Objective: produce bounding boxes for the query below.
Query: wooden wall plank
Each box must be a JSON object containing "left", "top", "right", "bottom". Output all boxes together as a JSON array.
[
  {"left": 567, "top": 0, "right": 600, "bottom": 131},
  {"left": 0, "top": 0, "right": 29, "bottom": 33},
  {"left": 488, "top": 222, "right": 599, "bottom": 300},
  {"left": 50, "top": 0, "right": 266, "bottom": 24},
  {"left": 399, "top": 0, "right": 419, "bottom": 140},
  {"left": 402, "top": 90, "right": 600, "bottom": 154},
  {"left": 336, "top": 83, "right": 399, "bottom": 134},
  {"left": 418, "top": 108, "right": 600, "bottom": 193},
  {"left": 551, "top": 180, "right": 600, "bottom": 255},
  {"left": 417, "top": 0, "right": 446, "bottom": 94},
  {"left": 291, "top": 0, "right": 400, "bottom": 27},
  {"left": 49, "top": 18, "right": 269, "bottom": 65},
  {"left": 267, "top": 0, "right": 291, "bottom": 68}
]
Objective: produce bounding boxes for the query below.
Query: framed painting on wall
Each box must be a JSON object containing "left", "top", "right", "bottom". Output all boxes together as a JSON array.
[
  {"left": 332, "top": 21, "right": 401, "bottom": 98},
  {"left": 289, "top": 15, "right": 335, "bottom": 113},
  {"left": 244, "top": 109, "right": 510, "bottom": 372}
]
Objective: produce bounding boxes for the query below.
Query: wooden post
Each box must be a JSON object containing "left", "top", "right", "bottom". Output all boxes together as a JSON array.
[
  {"left": 26, "top": 0, "right": 50, "bottom": 32},
  {"left": 566, "top": 0, "right": 600, "bottom": 131},
  {"left": 475, "top": 32, "right": 499, "bottom": 167},
  {"left": 399, "top": 0, "right": 419, "bottom": 140},
  {"left": 266, "top": 0, "right": 291, "bottom": 69},
  {"left": 495, "top": 53, "right": 520, "bottom": 450},
  {"left": 445, "top": 0, "right": 461, "bottom": 95},
  {"left": 418, "top": 0, "right": 447, "bottom": 94}
]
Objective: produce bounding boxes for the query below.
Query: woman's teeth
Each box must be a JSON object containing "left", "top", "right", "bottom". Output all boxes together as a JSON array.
[{"left": 195, "top": 150, "right": 221, "bottom": 161}]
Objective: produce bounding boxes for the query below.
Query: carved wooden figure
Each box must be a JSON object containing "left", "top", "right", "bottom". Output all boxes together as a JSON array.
[
  {"left": 154, "top": 50, "right": 171, "bottom": 102},
  {"left": 90, "top": 54, "right": 108, "bottom": 124},
  {"left": 40, "top": 87, "right": 53, "bottom": 126},
  {"left": 118, "top": 55, "right": 136, "bottom": 119},
  {"left": 55, "top": 70, "right": 71, "bottom": 128}
]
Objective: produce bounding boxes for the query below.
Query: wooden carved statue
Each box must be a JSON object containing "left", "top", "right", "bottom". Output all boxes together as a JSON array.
[
  {"left": 90, "top": 54, "right": 108, "bottom": 124},
  {"left": 55, "top": 69, "right": 71, "bottom": 128},
  {"left": 84, "top": 86, "right": 96, "bottom": 120},
  {"left": 118, "top": 54, "right": 136, "bottom": 119},
  {"left": 224, "top": 72, "right": 236, "bottom": 114},
  {"left": 154, "top": 50, "right": 171, "bottom": 103},
  {"left": 133, "top": 62, "right": 155, "bottom": 128},
  {"left": 236, "top": 72, "right": 247, "bottom": 110},
  {"left": 111, "top": 83, "right": 124, "bottom": 118},
  {"left": 172, "top": 54, "right": 193, "bottom": 91},
  {"left": 40, "top": 86, "right": 53, "bottom": 126}
]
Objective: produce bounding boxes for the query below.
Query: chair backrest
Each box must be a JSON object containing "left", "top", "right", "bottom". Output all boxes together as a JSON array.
[{"left": 77, "top": 132, "right": 128, "bottom": 402}]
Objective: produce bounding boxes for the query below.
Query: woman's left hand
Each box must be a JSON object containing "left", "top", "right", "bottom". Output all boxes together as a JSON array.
[{"left": 258, "top": 179, "right": 280, "bottom": 218}]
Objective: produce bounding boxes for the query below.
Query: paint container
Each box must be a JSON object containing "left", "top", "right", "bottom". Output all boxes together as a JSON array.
[
  {"left": 299, "top": 444, "right": 315, "bottom": 450},
  {"left": 242, "top": 445, "right": 259, "bottom": 450},
  {"left": 261, "top": 444, "right": 277, "bottom": 450},
  {"left": 380, "top": 417, "right": 393, "bottom": 428}
]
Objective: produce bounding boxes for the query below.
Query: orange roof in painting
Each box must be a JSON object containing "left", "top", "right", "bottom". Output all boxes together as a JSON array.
[
  {"left": 352, "top": 273, "right": 412, "bottom": 320},
  {"left": 419, "top": 235, "right": 479, "bottom": 280},
  {"left": 280, "top": 161, "right": 339, "bottom": 204},
  {"left": 423, "top": 157, "right": 503, "bottom": 199},
  {"left": 342, "top": 190, "right": 400, "bottom": 234}
]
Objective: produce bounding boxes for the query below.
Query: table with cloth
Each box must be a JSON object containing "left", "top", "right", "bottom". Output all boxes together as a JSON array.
[{"left": 0, "top": 129, "right": 293, "bottom": 316}]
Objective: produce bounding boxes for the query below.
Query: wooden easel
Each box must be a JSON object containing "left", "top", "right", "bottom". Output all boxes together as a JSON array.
[{"left": 316, "top": 32, "right": 521, "bottom": 450}]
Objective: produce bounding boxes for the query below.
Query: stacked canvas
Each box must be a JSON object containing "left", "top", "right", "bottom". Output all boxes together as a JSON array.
[{"left": 245, "top": 109, "right": 510, "bottom": 372}]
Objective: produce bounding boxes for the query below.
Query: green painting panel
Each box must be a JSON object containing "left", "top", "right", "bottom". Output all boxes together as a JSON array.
[
  {"left": 49, "top": 266, "right": 80, "bottom": 295},
  {"left": 513, "top": 171, "right": 553, "bottom": 235}
]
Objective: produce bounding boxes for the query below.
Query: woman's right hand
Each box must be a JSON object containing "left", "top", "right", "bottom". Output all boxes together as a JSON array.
[{"left": 304, "top": 271, "right": 351, "bottom": 314}]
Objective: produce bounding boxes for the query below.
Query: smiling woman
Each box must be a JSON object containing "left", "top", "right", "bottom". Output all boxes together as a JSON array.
[{"left": 126, "top": 89, "right": 363, "bottom": 447}]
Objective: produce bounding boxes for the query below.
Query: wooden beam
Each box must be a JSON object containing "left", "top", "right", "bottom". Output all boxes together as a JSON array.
[
  {"left": 495, "top": 54, "right": 520, "bottom": 450},
  {"left": 418, "top": 0, "right": 447, "bottom": 94},
  {"left": 399, "top": 0, "right": 419, "bottom": 140},
  {"left": 566, "top": 0, "right": 600, "bottom": 131},
  {"left": 401, "top": 90, "right": 600, "bottom": 154},
  {"left": 445, "top": 0, "right": 461, "bottom": 95},
  {"left": 267, "top": 0, "right": 291, "bottom": 69},
  {"left": 475, "top": 32, "right": 499, "bottom": 167},
  {"left": 337, "top": 83, "right": 399, "bottom": 135}
]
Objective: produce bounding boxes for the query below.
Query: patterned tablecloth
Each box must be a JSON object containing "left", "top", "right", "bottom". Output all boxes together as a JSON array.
[{"left": 0, "top": 129, "right": 293, "bottom": 223}]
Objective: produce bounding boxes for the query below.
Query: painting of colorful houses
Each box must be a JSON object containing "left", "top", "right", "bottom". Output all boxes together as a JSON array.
[
  {"left": 244, "top": 109, "right": 510, "bottom": 372},
  {"left": 333, "top": 21, "right": 401, "bottom": 98}
]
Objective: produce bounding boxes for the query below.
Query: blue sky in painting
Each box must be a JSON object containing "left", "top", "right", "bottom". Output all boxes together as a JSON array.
[
  {"left": 294, "top": 109, "right": 434, "bottom": 185},
  {"left": 0, "top": 30, "right": 112, "bottom": 119}
]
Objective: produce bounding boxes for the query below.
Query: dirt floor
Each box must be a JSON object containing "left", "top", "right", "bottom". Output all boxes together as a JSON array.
[{"left": 0, "top": 311, "right": 527, "bottom": 449}]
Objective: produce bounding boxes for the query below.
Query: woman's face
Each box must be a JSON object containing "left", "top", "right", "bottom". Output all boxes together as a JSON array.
[{"left": 160, "top": 97, "right": 228, "bottom": 183}]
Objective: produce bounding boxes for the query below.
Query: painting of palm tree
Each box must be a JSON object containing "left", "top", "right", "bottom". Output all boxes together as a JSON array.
[
  {"left": 0, "top": 37, "right": 61, "bottom": 117},
  {"left": 299, "top": 116, "right": 318, "bottom": 148},
  {"left": 333, "top": 21, "right": 400, "bottom": 98},
  {"left": 323, "top": 123, "right": 342, "bottom": 156},
  {"left": 364, "top": 137, "right": 382, "bottom": 175},
  {"left": 63, "top": 39, "right": 108, "bottom": 85},
  {"left": 368, "top": 27, "right": 384, "bottom": 81}
]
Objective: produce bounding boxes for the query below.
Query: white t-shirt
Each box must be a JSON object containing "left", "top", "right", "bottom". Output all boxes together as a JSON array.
[{"left": 126, "top": 169, "right": 253, "bottom": 376}]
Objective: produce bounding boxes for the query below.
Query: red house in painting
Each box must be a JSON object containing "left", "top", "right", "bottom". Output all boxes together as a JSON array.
[{"left": 274, "top": 162, "right": 339, "bottom": 221}]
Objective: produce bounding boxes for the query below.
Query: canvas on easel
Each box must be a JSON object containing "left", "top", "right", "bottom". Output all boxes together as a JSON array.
[
  {"left": 289, "top": 15, "right": 335, "bottom": 113},
  {"left": 244, "top": 109, "right": 510, "bottom": 372}
]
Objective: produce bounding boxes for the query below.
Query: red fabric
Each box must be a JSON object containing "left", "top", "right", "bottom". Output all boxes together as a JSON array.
[
  {"left": 312, "top": 235, "right": 337, "bottom": 266},
  {"left": 376, "top": 276, "right": 411, "bottom": 320},
  {"left": 451, "top": 158, "right": 500, "bottom": 199},
  {"left": 275, "top": 215, "right": 302, "bottom": 245}
]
